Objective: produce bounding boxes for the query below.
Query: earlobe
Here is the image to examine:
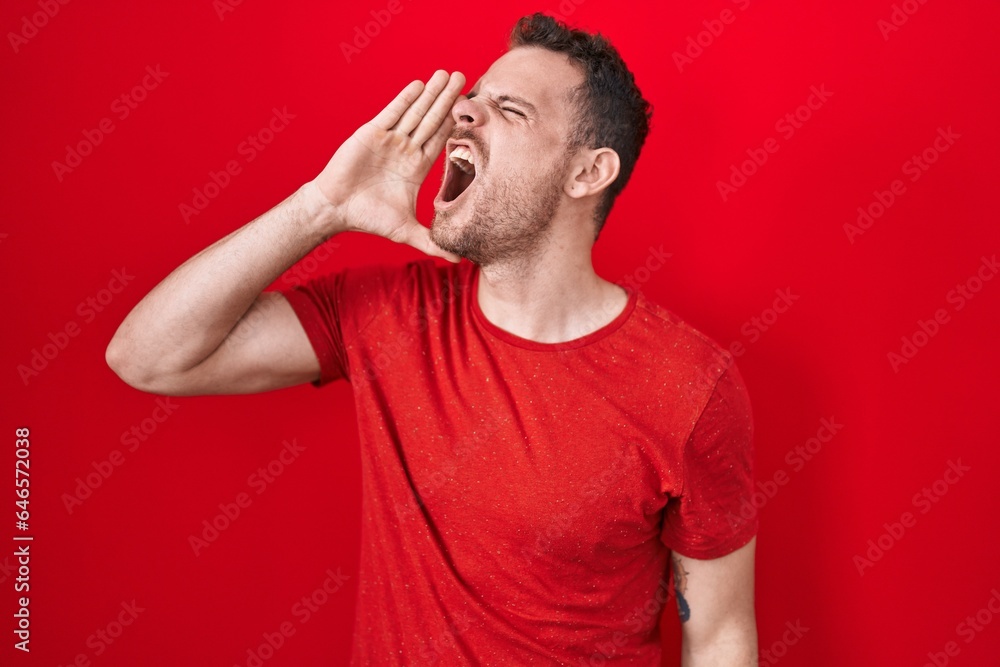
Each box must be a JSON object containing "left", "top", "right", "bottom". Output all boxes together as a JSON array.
[{"left": 564, "top": 167, "right": 585, "bottom": 199}]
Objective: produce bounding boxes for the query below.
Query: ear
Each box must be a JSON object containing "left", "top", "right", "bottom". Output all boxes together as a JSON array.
[{"left": 564, "top": 147, "right": 620, "bottom": 200}]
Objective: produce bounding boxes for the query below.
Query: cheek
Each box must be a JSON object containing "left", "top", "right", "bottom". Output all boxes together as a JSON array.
[
  {"left": 488, "top": 148, "right": 562, "bottom": 184},
  {"left": 481, "top": 131, "right": 567, "bottom": 186}
]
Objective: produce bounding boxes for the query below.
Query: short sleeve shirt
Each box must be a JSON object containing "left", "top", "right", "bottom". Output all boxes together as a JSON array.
[{"left": 279, "top": 259, "right": 758, "bottom": 666}]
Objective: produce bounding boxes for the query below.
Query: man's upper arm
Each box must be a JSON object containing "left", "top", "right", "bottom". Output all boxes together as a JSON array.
[
  {"left": 137, "top": 292, "right": 323, "bottom": 396},
  {"left": 659, "top": 357, "right": 759, "bottom": 661},
  {"left": 660, "top": 362, "right": 759, "bottom": 559},
  {"left": 672, "top": 536, "right": 757, "bottom": 660}
]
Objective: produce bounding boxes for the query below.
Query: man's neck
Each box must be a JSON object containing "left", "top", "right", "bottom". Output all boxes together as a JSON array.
[{"left": 475, "top": 240, "right": 630, "bottom": 344}]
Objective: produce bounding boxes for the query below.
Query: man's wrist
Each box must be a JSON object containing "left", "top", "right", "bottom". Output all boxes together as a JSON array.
[{"left": 299, "top": 179, "right": 347, "bottom": 240}]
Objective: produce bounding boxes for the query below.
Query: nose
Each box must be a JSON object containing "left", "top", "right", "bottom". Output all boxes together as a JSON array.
[{"left": 451, "top": 95, "right": 485, "bottom": 127}]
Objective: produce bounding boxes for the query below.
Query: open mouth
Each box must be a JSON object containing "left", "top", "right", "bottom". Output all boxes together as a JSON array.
[{"left": 437, "top": 141, "right": 479, "bottom": 206}]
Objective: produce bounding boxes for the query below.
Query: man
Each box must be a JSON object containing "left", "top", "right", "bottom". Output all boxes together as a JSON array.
[{"left": 107, "top": 13, "right": 759, "bottom": 666}]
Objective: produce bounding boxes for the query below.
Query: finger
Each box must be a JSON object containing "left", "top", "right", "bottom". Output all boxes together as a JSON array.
[
  {"left": 393, "top": 70, "right": 450, "bottom": 136},
  {"left": 371, "top": 79, "right": 424, "bottom": 130},
  {"left": 421, "top": 110, "right": 456, "bottom": 163},
  {"left": 398, "top": 220, "right": 462, "bottom": 263},
  {"left": 412, "top": 72, "right": 466, "bottom": 148}
]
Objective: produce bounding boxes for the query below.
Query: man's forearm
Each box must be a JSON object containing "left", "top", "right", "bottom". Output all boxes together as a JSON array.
[
  {"left": 106, "top": 180, "right": 341, "bottom": 383},
  {"left": 107, "top": 70, "right": 464, "bottom": 391}
]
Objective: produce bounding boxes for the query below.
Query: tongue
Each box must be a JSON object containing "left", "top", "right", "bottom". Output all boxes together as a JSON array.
[
  {"left": 444, "top": 163, "right": 475, "bottom": 203},
  {"left": 455, "top": 168, "right": 475, "bottom": 200}
]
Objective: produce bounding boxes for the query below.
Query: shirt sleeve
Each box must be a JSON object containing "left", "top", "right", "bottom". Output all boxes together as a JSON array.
[
  {"left": 279, "top": 271, "right": 352, "bottom": 387},
  {"left": 660, "top": 362, "right": 758, "bottom": 559},
  {"left": 276, "top": 261, "right": 429, "bottom": 388}
]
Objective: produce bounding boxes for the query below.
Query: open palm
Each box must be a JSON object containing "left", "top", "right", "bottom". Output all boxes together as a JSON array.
[{"left": 312, "top": 70, "right": 466, "bottom": 262}]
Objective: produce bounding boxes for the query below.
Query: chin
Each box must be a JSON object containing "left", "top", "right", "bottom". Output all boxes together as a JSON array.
[
  {"left": 433, "top": 206, "right": 500, "bottom": 266},
  {"left": 429, "top": 208, "right": 467, "bottom": 257}
]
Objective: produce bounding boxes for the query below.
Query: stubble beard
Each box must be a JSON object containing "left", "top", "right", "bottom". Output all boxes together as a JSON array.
[{"left": 430, "top": 164, "right": 565, "bottom": 271}]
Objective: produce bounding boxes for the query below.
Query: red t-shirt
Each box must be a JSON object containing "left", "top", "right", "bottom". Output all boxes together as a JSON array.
[{"left": 280, "top": 259, "right": 757, "bottom": 666}]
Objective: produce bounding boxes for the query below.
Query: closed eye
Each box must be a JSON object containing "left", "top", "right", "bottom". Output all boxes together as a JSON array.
[{"left": 466, "top": 90, "right": 530, "bottom": 119}]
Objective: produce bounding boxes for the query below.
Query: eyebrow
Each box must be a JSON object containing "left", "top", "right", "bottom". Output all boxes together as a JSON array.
[{"left": 467, "top": 89, "right": 537, "bottom": 115}]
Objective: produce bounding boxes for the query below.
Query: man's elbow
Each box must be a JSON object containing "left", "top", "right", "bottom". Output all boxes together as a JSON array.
[
  {"left": 683, "top": 618, "right": 758, "bottom": 666},
  {"left": 105, "top": 335, "right": 167, "bottom": 393},
  {"left": 106, "top": 344, "right": 146, "bottom": 391}
]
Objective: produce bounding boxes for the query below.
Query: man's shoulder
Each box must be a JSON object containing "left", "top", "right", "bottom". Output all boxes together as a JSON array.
[{"left": 631, "top": 291, "right": 732, "bottom": 357}]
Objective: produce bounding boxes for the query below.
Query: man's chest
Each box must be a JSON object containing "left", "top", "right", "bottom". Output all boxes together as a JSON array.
[{"left": 357, "top": 351, "right": 693, "bottom": 567}]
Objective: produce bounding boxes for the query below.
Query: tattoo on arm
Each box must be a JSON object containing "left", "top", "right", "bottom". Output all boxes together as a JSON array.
[{"left": 671, "top": 553, "right": 691, "bottom": 623}]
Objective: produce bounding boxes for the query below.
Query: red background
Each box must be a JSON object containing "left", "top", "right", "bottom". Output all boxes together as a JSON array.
[{"left": 3, "top": 0, "right": 999, "bottom": 665}]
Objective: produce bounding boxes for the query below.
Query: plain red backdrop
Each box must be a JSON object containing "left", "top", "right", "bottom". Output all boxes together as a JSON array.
[{"left": 3, "top": 0, "right": 1000, "bottom": 665}]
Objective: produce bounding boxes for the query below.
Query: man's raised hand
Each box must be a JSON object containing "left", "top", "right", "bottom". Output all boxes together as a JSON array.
[{"left": 311, "top": 70, "right": 466, "bottom": 262}]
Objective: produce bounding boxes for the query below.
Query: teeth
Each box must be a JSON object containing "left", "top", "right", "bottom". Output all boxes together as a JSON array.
[{"left": 448, "top": 147, "right": 477, "bottom": 175}]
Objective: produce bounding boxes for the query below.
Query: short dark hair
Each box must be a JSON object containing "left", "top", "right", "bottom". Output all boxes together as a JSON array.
[{"left": 509, "top": 12, "right": 652, "bottom": 238}]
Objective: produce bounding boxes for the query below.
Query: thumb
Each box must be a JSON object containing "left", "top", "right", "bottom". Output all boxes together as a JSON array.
[{"left": 396, "top": 219, "right": 462, "bottom": 264}]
